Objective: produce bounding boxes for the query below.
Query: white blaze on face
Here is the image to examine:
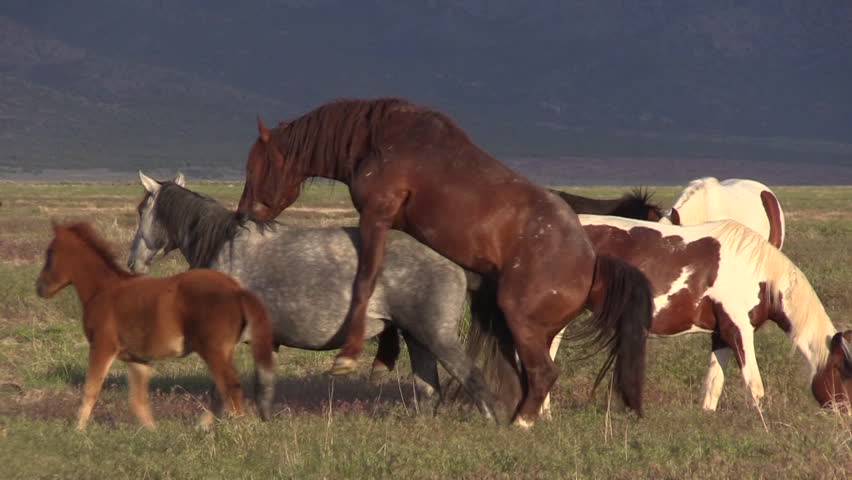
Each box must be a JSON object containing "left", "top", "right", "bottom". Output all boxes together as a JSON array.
[{"left": 653, "top": 265, "right": 694, "bottom": 315}]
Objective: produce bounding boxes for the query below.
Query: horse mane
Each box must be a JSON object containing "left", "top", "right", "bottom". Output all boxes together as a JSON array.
[
  {"left": 671, "top": 177, "right": 718, "bottom": 209},
  {"left": 617, "top": 187, "right": 663, "bottom": 218},
  {"left": 63, "top": 222, "right": 136, "bottom": 279},
  {"left": 154, "top": 182, "right": 277, "bottom": 268},
  {"left": 271, "top": 97, "right": 458, "bottom": 182},
  {"left": 709, "top": 220, "right": 834, "bottom": 376}
]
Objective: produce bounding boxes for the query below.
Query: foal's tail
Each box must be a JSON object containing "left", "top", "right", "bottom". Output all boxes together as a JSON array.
[
  {"left": 575, "top": 255, "right": 652, "bottom": 416},
  {"left": 238, "top": 289, "right": 276, "bottom": 421}
]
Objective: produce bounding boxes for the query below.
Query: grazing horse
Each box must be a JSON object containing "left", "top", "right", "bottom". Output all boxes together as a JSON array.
[
  {"left": 237, "top": 98, "right": 653, "bottom": 427},
  {"left": 660, "top": 177, "right": 786, "bottom": 249},
  {"left": 543, "top": 215, "right": 852, "bottom": 415},
  {"left": 36, "top": 221, "right": 276, "bottom": 431},
  {"left": 127, "top": 172, "right": 498, "bottom": 420},
  {"left": 549, "top": 188, "right": 663, "bottom": 221}
]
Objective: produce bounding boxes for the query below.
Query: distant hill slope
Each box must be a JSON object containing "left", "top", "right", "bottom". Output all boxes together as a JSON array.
[{"left": 1, "top": 0, "right": 851, "bottom": 176}]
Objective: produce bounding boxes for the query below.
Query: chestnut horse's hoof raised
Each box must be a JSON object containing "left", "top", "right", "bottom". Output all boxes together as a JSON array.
[{"left": 328, "top": 356, "right": 358, "bottom": 376}]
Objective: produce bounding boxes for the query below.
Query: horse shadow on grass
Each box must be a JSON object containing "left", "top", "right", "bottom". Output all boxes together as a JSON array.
[{"left": 40, "top": 363, "right": 443, "bottom": 421}]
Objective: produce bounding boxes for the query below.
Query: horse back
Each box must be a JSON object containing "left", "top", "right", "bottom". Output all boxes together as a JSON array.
[
  {"left": 88, "top": 271, "right": 244, "bottom": 360},
  {"left": 579, "top": 217, "right": 723, "bottom": 335}
]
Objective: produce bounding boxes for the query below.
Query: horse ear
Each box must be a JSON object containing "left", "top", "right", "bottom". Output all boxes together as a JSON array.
[
  {"left": 669, "top": 207, "right": 681, "bottom": 225},
  {"left": 174, "top": 171, "right": 186, "bottom": 187},
  {"left": 257, "top": 115, "right": 270, "bottom": 143},
  {"left": 139, "top": 170, "right": 160, "bottom": 193}
]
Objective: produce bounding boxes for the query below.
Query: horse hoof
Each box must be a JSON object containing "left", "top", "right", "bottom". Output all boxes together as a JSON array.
[
  {"left": 512, "top": 416, "right": 535, "bottom": 429},
  {"left": 328, "top": 356, "right": 357, "bottom": 376},
  {"left": 369, "top": 363, "right": 391, "bottom": 384}
]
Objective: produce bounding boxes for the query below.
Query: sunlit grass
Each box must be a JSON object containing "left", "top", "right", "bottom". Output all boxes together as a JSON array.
[{"left": 1, "top": 182, "right": 850, "bottom": 478}]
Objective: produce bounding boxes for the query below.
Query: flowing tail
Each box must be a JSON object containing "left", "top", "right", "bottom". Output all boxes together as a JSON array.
[
  {"left": 575, "top": 254, "right": 652, "bottom": 416},
  {"left": 238, "top": 289, "right": 276, "bottom": 421}
]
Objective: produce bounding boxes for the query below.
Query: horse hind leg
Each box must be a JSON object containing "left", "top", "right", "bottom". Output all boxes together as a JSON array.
[
  {"left": 540, "top": 325, "right": 567, "bottom": 420},
  {"left": 401, "top": 332, "right": 441, "bottom": 415},
  {"left": 197, "top": 345, "right": 244, "bottom": 429},
  {"left": 415, "top": 327, "right": 498, "bottom": 422},
  {"left": 128, "top": 362, "right": 155, "bottom": 429}
]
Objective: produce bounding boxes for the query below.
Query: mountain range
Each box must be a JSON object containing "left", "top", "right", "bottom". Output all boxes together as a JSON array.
[{"left": 1, "top": 1, "right": 851, "bottom": 181}]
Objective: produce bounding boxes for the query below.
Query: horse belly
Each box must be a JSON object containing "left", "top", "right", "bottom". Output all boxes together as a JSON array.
[{"left": 119, "top": 334, "right": 190, "bottom": 362}]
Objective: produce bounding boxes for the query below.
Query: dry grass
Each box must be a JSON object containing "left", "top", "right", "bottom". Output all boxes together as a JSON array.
[{"left": 0, "top": 181, "right": 850, "bottom": 479}]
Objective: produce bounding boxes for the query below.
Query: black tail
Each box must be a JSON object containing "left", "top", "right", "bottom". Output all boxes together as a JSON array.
[
  {"left": 567, "top": 255, "right": 652, "bottom": 416},
  {"left": 463, "top": 280, "right": 524, "bottom": 415}
]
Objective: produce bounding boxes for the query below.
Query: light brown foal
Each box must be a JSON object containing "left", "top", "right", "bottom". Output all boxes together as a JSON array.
[{"left": 36, "top": 222, "right": 276, "bottom": 430}]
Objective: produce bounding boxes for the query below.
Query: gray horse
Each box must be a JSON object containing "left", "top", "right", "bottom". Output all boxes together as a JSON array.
[{"left": 127, "top": 171, "right": 497, "bottom": 420}]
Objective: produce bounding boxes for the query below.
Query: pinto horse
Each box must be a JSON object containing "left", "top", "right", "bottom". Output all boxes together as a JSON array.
[
  {"left": 36, "top": 222, "right": 276, "bottom": 430},
  {"left": 543, "top": 215, "right": 852, "bottom": 415},
  {"left": 549, "top": 188, "right": 663, "bottom": 221},
  {"left": 660, "top": 177, "right": 786, "bottom": 249},
  {"left": 238, "top": 98, "right": 653, "bottom": 427}
]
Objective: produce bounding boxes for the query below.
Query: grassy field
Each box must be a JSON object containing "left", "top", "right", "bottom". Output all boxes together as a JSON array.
[{"left": 0, "top": 180, "right": 850, "bottom": 479}]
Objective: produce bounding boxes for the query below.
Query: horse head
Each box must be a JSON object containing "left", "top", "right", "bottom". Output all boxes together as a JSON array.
[
  {"left": 812, "top": 331, "right": 852, "bottom": 413},
  {"left": 36, "top": 222, "right": 72, "bottom": 298},
  {"left": 127, "top": 171, "right": 184, "bottom": 273},
  {"left": 237, "top": 116, "right": 304, "bottom": 221}
]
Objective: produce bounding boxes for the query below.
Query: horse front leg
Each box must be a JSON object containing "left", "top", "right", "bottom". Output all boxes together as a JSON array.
[
  {"left": 330, "top": 195, "right": 403, "bottom": 375},
  {"left": 701, "top": 332, "right": 733, "bottom": 411},
  {"left": 77, "top": 343, "right": 119, "bottom": 431},
  {"left": 713, "top": 306, "right": 765, "bottom": 410}
]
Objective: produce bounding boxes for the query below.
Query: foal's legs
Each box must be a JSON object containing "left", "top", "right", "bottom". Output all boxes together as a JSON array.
[
  {"left": 127, "top": 362, "right": 155, "bottom": 429},
  {"left": 196, "top": 345, "right": 244, "bottom": 429},
  {"left": 77, "top": 345, "right": 119, "bottom": 431}
]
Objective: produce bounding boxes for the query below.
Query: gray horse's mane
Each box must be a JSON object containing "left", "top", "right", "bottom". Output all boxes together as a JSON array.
[{"left": 154, "top": 182, "right": 277, "bottom": 268}]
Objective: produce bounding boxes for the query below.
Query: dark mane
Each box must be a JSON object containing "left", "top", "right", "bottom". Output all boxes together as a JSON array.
[
  {"left": 154, "top": 182, "right": 277, "bottom": 268},
  {"left": 615, "top": 187, "right": 663, "bottom": 219},
  {"left": 64, "top": 222, "right": 137, "bottom": 279},
  {"left": 272, "top": 98, "right": 459, "bottom": 182},
  {"left": 550, "top": 187, "right": 662, "bottom": 221}
]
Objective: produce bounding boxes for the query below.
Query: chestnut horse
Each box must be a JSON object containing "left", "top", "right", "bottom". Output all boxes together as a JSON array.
[
  {"left": 660, "top": 177, "right": 786, "bottom": 249},
  {"left": 549, "top": 188, "right": 663, "bottom": 221},
  {"left": 544, "top": 215, "right": 851, "bottom": 415},
  {"left": 36, "top": 222, "right": 276, "bottom": 430},
  {"left": 238, "top": 98, "right": 652, "bottom": 427}
]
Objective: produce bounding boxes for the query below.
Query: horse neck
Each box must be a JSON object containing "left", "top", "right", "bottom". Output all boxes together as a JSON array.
[
  {"left": 773, "top": 263, "right": 836, "bottom": 377},
  {"left": 66, "top": 243, "right": 127, "bottom": 305},
  {"left": 158, "top": 189, "right": 238, "bottom": 269}
]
